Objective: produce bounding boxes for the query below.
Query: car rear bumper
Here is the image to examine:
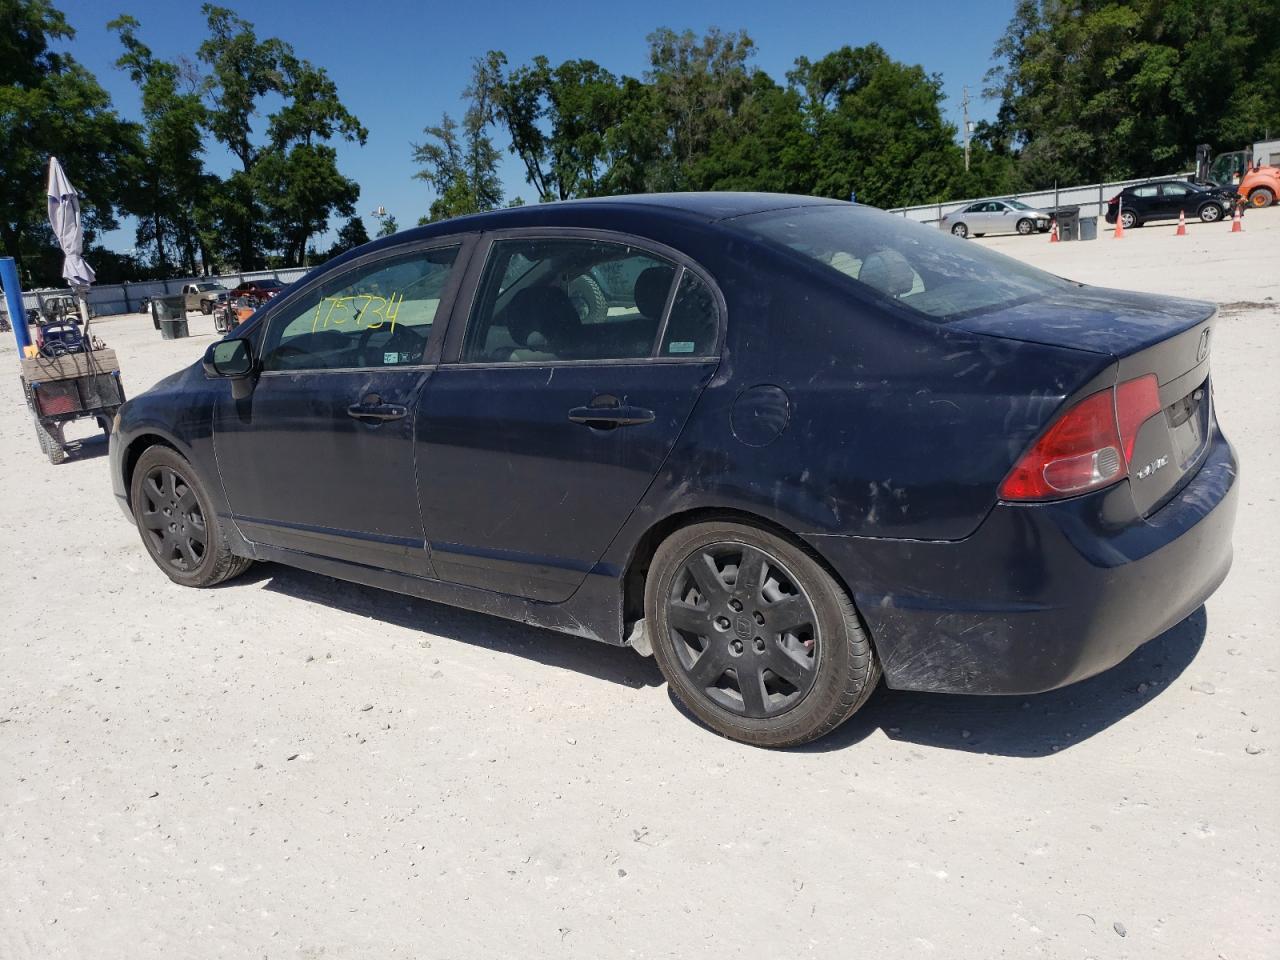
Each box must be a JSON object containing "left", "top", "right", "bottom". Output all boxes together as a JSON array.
[{"left": 809, "top": 428, "right": 1238, "bottom": 695}]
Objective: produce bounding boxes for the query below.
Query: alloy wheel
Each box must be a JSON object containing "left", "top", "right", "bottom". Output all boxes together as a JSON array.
[
  {"left": 665, "top": 542, "right": 820, "bottom": 719},
  {"left": 138, "top": 464, "right": 207, "bottom": 573}
]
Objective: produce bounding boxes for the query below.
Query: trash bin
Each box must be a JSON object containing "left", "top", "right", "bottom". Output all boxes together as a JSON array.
[
  {"left": 151, "top": 295, "right": 188, "bottom": 339},
  {"left": 1051, "top": 206, "right": 1081, "bottom": 241},
  {"left": 1078, "top": 216, "right": 1098, "bottom": 241}
]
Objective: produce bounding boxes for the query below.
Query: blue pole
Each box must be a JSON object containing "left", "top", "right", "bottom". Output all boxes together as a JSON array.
[{"left": 1, "top": 257, "right": 31, "bottom": 355}]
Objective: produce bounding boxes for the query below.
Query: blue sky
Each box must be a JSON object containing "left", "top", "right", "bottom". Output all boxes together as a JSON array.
[{"left": 55, "top": 0, "right": 1016, "bottom": 253}]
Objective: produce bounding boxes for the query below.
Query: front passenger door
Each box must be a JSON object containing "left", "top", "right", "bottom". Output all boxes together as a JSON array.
[{"left": 213, "top": 239, "right": 470, "bottom": 574}]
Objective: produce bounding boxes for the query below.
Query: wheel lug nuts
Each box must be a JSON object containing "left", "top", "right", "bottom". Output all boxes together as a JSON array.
[
  {"left": 753, "top": 611, "right": 765, "bottom": 625},
  {"left": 728, "top": 599, "right": 742, "bottom": 612},
  {"left": 730, "top": 640, "right": 743, "bottom": 655},
  {"left": 754, "top": 638, "right": 766, "bottom": 653},
  {"left": 715, "top": 616, "right": 731, "bottom": 630}
]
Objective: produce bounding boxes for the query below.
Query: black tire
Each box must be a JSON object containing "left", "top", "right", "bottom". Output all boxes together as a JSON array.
[
  {"left": 32, "top": 412, "right": 65, "bottom": 465},
  {"left": 1016, "top": 218, "right": 1034, "bottom": 235},
  {"left": 951, "top": 222, "right": 968, "bottom": 239},
  {"left": 567, "top": 274, "right": 607, "bottom": 324},
  {"left": 1198, "top": 203, "right": 1222, "bottom": 223},
  {"left": 201, "top": 300, "right": 213, "bottom": 315},
  {"left": 1120, "top": 210, "right": 1139, "bottom": 230},
  {"left": 130, "top": 445, "right": 252, "bottom": 588},
  {"left": 1248, "top": 187, "right": 1274, "bottom": 209},
  {"left": 644, "top": 521, "right": 880, "bottom": 748}
]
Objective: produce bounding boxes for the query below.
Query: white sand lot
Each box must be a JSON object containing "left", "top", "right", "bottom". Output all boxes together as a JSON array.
[{"left": 2, "top": 209, "right": 1277, "bottom": 959}]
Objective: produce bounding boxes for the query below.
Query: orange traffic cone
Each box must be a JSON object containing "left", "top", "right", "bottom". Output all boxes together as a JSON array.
[
  {"left": 1049, "top": 220, "right": 1059, "bottom": 243},
  {"left": 1231, "top": 206, "right": 1243, "bottom": 233},
  {"left": 1176, "top": 209, "right": 1187, "bottom": 236},
  {"left": 1114, "top": 215, "right": 1125, "bottom": 239}
]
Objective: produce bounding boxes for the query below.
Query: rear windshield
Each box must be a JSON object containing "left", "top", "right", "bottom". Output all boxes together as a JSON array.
[{"left": 732, "top": 204, "right": 1070, "bottom": 321}]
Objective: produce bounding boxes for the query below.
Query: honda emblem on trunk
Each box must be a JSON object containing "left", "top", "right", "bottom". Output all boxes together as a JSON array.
[{"left": 1196, "top": 328, "right": 1211, "bottom": 363}]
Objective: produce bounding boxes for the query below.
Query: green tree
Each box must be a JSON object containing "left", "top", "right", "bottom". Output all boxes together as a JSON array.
[
  {"left": 197, "top": 4, "right": 365, "bottom": 268},
  {"left": 325, "top": 215, "right": 370, "bottom": 258},
  {"left": 109, "top": 14, "right": 212, "bottom": 276},
  {"left": 789, "top": 44, "right": 966, "bottom": 207},
  {"left": 986, "top": 0, "right": 1280, "bottom": 187},
  {"left": 412, "top": 108, "right": 503, "bottom": 223},
  {"left": 475, "top": 51, "right": 627, "bottom": 201},
  {"left": 376, "top": 214, "right": 398, "bottom": 238},
  {"left": 0, "top": 0, "right": 140, "bottom": 283}
]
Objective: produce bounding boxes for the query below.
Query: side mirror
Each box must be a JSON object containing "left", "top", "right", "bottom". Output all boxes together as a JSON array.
[{"left": 203, "top": 339, "right": 256, "bottom": 399}]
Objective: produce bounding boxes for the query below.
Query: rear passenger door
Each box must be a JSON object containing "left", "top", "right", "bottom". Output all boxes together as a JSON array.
[{"left": 415, "top": 231, "right": 722, "bottom": 602}]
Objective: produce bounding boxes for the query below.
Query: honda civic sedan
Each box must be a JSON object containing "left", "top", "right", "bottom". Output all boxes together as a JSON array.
[{"left": 109, "top": 193, "right": 1238, "bottom": 748}]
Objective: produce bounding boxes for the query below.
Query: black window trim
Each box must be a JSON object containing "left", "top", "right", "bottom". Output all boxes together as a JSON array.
[
  {"left": 253, "top": 232, "right": 478, "bottom": 377},
  {"left": 440, "top": 227, "right": 725, "bottom": 368}
]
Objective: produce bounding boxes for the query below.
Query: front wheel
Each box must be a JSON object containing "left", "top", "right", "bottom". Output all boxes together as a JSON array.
[
  {"left": 1198, "top": 203, "right": 1223, "bottom": 223},
  {"left": 1016, "top": 218, "right": 1034, "bottom": 235},
  {"left": 1248, "top": 187, "right": 1275, "bottom": 209},
  {"left": 645, "top": 522, "right": 880, "bottom": 748},
  {"left": 130, "top": 446, "right": 252, "bottom": 587},
  {"left": 951, "top": 222, "right": 968, "bottom": 238}
]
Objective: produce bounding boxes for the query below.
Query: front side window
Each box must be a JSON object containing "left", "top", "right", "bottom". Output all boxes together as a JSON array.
[
  {"left": 260, "top": 245, "right": 458, "bottom": 371},
  {"left": 462, "top": 238, "right": 685, "bottom": 363},
  {"left": 1161, "top": 183, "right": 1190, "bottom": 197},
  {"left": 734, "top": 204, "right": 1071, "bottom": 322}
]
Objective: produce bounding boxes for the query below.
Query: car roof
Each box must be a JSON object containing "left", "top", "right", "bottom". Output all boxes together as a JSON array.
[{"left": 349, "top": 192, "right": 846, "bottom": 259}]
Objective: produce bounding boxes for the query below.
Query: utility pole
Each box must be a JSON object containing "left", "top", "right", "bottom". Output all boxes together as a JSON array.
[{"left": 962, "top": 85, "right": 972, "bottom": 173}]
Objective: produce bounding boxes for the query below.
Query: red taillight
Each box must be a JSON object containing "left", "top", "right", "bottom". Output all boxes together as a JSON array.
[
  {"left": 1000, "top": 375, "right": 1163, "bottom": 501},
  {"left": 1108, "top": 194, "right": 1121, "bottom": 204},
  {"left": 1114, "top": 374, "right": 1161, "bottom": 461}
]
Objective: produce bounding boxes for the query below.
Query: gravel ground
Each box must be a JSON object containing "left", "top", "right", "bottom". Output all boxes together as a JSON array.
[{"left": 2, "top": 208, "right": 1277, "bottom": 959}]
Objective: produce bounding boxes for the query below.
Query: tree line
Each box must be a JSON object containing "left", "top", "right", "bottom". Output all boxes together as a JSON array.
[{"left": 3, "top": 0, "right": 1277, "bottom": 286}]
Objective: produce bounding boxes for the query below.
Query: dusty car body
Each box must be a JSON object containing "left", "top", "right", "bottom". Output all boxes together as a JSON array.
[{"left": 109, "top": 193, "right": 1237, "bottom": 746}]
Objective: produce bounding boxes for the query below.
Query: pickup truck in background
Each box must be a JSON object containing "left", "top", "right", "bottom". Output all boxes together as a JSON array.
[{"left": 183, "top": 281, "right": 229, "bottom": 314}]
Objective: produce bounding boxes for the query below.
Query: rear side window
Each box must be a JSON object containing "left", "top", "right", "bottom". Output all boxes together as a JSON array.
[
  {"left": 462, "top": 238, "right": 686, "bottom": 363},
  {"left": 734, "top": 204, "right": 1070, "bottom": 322},
  {"left": 1132, "top": 185, "right": 1158, "bottom": 198}
]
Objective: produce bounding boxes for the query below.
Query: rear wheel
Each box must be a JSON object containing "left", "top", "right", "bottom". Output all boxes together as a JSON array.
[
  {"left": 1198, "top": 203, "right": 1223, "bottom": 223},
  {"left": 1248, "top": 187, "right": 1275, "bottom": 209},
  {"left": 951, "top": 222, "right": 968, "bottom": 239},
  {"left": 1016, "top": 218, "right": 1034, "bottom": 235},
  {"left": 1120, "top": 210, "right": 1139, "bottom": 230},
  {"left": 32, "top": 413, "right": 65, "bottom": 465},
  {"left": 130, "top": 446, "right": 252, "bottom": 587},
  {"left": 645, "top": 521, "right": 880, "bottom": 748},
  {"left": 201, "top": 300, "right": 213, "bottom": 315}
]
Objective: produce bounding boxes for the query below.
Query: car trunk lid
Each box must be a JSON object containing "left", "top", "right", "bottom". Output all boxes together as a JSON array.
[{"left": 955, "top": 286, "right": 1217, "bottom": 516}]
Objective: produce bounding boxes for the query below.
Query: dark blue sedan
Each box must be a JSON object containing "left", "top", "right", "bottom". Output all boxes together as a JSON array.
[{"left": 109, "top": 193, "right": 1238, "bottom": 747}]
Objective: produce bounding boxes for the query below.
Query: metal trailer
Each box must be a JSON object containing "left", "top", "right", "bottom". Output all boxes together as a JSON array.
[
  {"left": 20, "top": 347, "right": 126, "bottom": 464},
  {"left": 3, "top": 256, "right": 126, "bottom": 465}
]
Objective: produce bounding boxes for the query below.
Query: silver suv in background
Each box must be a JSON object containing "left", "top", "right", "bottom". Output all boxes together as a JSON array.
[{"left": 940, "top": 199, "right": 1052, "bottom": 239}]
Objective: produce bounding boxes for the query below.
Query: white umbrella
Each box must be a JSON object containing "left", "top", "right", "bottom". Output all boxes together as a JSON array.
[{"left": 47, "top": 156, "right": 96, "bottom": 290}]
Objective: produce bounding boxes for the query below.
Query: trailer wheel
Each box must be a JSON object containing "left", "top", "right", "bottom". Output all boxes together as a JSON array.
[{"left": 33, "top": 413, "right": 66, "bottom": 465}]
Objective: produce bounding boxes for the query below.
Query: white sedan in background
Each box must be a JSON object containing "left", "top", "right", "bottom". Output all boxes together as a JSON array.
[{"left": 940, "top": 199, "right": 1053, "bottom": 238}]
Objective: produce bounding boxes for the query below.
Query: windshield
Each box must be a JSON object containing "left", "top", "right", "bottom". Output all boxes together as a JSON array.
[{"left": 733, "top": 204, "right": 1071, "bottom": 322}]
